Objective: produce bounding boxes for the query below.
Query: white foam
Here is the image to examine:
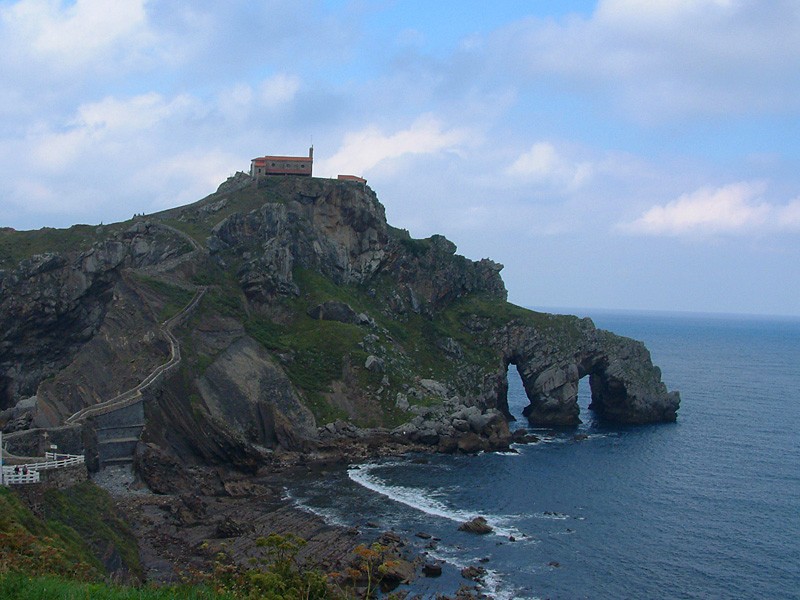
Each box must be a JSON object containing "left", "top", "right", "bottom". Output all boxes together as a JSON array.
[
  {"left": 535, "top": 511, "right": 570, "bottom": 520},
  {"left": 347, "top": 463, "right": 525, "bottom": 539}
]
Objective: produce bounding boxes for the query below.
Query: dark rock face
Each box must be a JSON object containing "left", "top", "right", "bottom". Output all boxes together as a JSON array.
[
  {"left": 306, "top": 300, "right": 357, "bottom": 324},
  {"left": 422, "top": 562, "right": 443, "bottom": 577},
  {"left": 209, "top": 180, "right": 390, "bottom": 298},
  {"left": 0, "top": 223, "right": 192, "bottom": 414},
  {"left": 195, "top": 337, "right": 317, "bottom": 450}
]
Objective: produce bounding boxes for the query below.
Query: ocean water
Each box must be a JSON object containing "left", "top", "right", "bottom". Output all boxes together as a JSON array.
[{"left": 288, "top": 311, "right": 800, "bottom": 599}]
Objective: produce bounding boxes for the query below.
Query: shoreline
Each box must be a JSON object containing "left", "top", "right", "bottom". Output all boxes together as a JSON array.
[{"left": 96, "top": 442, "right": 498, "bottom": 598}]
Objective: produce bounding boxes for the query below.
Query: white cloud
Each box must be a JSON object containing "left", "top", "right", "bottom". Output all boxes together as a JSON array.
[
  {"left": 597, "top": 0, "right": 735, "bottom": 24},
  {"left": 492, "top": 0, "right": 800, "bottom": 119},
  {"left": 317, "top": 115, "right": 469, "bottom": 177},
  {"left": 29, "top": 93, "right": 201, "bottom": 173},
  {"left": 618, "top": 182, "right": 800, "bottom": 236},
  {"left": 0, "top": 0, "right": 152, "bottom": 71},
  {"left": 506, "top": 142, "right": 593, "bottom": 191},
  {"left": 259, "top": 73, "right": 301, "bottom": 106},
  {"left": 778, "top": 199, "right": 800, "bottom": 228},
  {"left": 138, "top": 149, "right": 241, "bottom": 212}
]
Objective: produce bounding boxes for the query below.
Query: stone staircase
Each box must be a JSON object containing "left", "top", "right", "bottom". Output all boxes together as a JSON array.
[
  {"left": 66, "top": 285, "right": 206, "bottom": 469},
  {"left": 94, "top": 401, "right": 145, "bottom": 468}
]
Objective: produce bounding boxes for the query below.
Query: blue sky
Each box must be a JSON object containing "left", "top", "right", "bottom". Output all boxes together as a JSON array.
[{"left": 1, "top": 0, "right": 799, "bottom": 316}]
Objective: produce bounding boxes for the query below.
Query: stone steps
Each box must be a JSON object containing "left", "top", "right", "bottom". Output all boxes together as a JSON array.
[
  {"left": 98, "top": 437, "right": 141, "bottom": 445},
  {"left": 101, "top": 457, "right": 134, "bottom": 465}
]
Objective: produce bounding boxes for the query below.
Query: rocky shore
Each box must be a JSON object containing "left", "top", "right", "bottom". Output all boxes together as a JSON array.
[{"left": 96, "top": 432, "right": 512, "bottom": 599}]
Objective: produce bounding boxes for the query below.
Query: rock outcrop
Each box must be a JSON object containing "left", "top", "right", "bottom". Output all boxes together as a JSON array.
[
  {"left": 491, "top": 319, "right": 680, "bottom": 426},
  {"left": 0, "top": 174, "right": 679, "bottom": 476}
]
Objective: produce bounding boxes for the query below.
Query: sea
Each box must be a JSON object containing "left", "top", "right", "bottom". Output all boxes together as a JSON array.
[{"left": 286, "top": 310, "right": 800, "bottom": 599}]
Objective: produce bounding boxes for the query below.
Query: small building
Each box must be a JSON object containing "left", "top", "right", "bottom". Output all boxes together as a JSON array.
[
  {"left": 337, "top": 174, "right": 367, "bottom": 185},
  {"left": 250, "top": 147, "right": 313, "bottom": 177}
]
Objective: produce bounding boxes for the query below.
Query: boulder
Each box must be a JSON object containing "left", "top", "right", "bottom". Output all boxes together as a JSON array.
[
  {"left": 458, "top": 516, "right": 493, "bottom": 535},
  {"left": 461, "top": 565, "right": 487, "bottom": 581},
  {"left": 365, "top": 355, "right": 384, "bottom": 372},
  {"left": 457, "top": 433, "right": 485, "bottom": 454},
  {"left": 306, "top": 300, "right": 357, "bottom": 324},
  {"left": 215, "top": 516, "right": 245, "bottom": 538},
  {"left": 380, "top": 558, "right": 415, "bottom": 588}
]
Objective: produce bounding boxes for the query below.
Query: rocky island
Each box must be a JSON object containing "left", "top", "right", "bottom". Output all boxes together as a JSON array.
[{"left": 0, "top": 173, "right": 679, "bottom": 593}]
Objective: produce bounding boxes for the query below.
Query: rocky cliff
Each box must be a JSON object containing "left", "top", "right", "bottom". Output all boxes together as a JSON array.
[{"left": 0, "top": 174, "right": 679, "bottom": 473}]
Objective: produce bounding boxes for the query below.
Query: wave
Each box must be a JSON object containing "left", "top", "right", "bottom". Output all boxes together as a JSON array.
[
  {"left": 421, "top": 545, "right": 535, "bottom": 600},
  {"left": 347, "top": 463, "right": 525, "bottom": 539}
]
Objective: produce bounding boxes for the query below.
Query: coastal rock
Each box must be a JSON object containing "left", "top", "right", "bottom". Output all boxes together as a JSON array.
[
  {"left": 214, "top": 516, "right": 246, "bottom": 538},
  {"left": 196, "top": 336, "right": 317, "bottom": 450},
  {"left": 461, "top": 565, "right": 487, "bottom": 581},
  {"left": 458, "top": 516, "right": 493, "bottom": 535},
  {"left": 492, "top": 320, "right": 680, "bottom": 426},
  {"left": 0, "top": 174, "right": 678, "bottom": 485},
  {"left": 380, "top": 558, "right": 416, "bottom": 587}
]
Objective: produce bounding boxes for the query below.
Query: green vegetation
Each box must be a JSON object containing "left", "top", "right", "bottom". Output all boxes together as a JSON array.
[
  {"left": 202, "top": 534, "right": 332, "bottom": 600},
  {"left": 130, "top": 274, "right": 197, "bottom": 322},
  {"left": 0, "top": 574, "right": 229, "bottom": 600},
  {"left": 43, "top": 481, "right": 142, "bottom": 580},
  {"left": 0, "top": 484, "right": 133, "bottom": 582},
  {"left": 0, "top": 224, "right": 127, "bottom": 269},
  {"left": 0, "top": 488, "right": 383, "bottom": 600}
]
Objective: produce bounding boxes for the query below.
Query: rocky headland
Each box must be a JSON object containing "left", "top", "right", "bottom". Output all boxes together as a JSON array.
[{"left": 0, "top": 173, "right": 679, "bottom": 588}]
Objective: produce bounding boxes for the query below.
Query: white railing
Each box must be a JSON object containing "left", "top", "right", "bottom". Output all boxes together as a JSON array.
[
  {"left": 1, "top": 453, "right": 85, "bottom": 485},
  {"left": 3, "top": 471, "right": 40, "bottom": 485}
]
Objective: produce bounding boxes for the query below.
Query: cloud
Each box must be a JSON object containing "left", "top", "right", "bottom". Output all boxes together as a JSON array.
[
  {"left": 618, "top": 182, "right": 800, "bottom": 236},
  {"left": 0, "top": 0, "right": 152, "bottom": 72},
  {"left": 489, "top": 0, "right": 800, "bottom": 119},
  {"left": 28, "top": 92, "right": 202, "bottom": 173},
  {"left": 259, "top": 73, "right": 301, "bottom": 106},
  {"left": 506, "top": 142, "right": 593, "bottom": 191},
  {"left": 317, "top": 115, "right": 469, "bottom": 177}
]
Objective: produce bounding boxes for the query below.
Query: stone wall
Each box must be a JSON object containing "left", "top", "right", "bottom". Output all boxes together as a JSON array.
[{"left": 38, "top": 462, "right": 88, "bottom": 489}]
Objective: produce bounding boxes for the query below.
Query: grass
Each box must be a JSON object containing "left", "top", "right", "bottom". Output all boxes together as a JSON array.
[
  {"left": 129, "top": 274, "right": 197, "bottom": 322},
  {"left": 0, "top": 224, "right": 127, "bottom": 269},
  {"left": 43, "top": 482, "right": 142, "bottom": 580},
  {"left": 0, "top": 484, "right": 132, "bottom": 582},
  {"left": 0, "top": 573, "right": 231, "bottom": 599}
]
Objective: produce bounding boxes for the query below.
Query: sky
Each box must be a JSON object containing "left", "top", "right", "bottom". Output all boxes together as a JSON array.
[{"left": 1, "top": 0, "right": 799, "bottom": 317}]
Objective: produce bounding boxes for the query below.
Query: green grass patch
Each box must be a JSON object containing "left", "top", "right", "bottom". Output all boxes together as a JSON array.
[
  {"left": 0, "top": 486, "right": 100, "bottom": 581},
  {"left": 0, "top": 223, "right": 128, "bottom": 269},
  {"left": 246, "top": 316, "right": 364, "bottom": 393},
  {"left": 42, "top": 481, "right": 142, "bottom": 580},
  {"left": 0, "top": 573, "right": 230, "bottom": 599},
  {"left": 129, "top": 274, "right": 197, "bottom": 322}
]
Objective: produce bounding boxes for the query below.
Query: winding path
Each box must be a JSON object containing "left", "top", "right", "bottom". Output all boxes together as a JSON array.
[{"left": 65, "top": 285, "right": 207, "bottom": 424}]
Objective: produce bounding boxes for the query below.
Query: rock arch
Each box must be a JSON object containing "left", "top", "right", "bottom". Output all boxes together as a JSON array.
[{"left": 496, "top": 320, "right": 679, "bottom": 427}]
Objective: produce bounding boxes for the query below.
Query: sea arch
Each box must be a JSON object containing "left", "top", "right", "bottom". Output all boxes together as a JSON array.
[{"left": 495, "top": 322, "right": 679, "bottom": 426}]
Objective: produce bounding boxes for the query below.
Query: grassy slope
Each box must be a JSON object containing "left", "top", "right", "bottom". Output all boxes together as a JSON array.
[{"left": 0, "top": 482, "right": 140, "bottom": 581}]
